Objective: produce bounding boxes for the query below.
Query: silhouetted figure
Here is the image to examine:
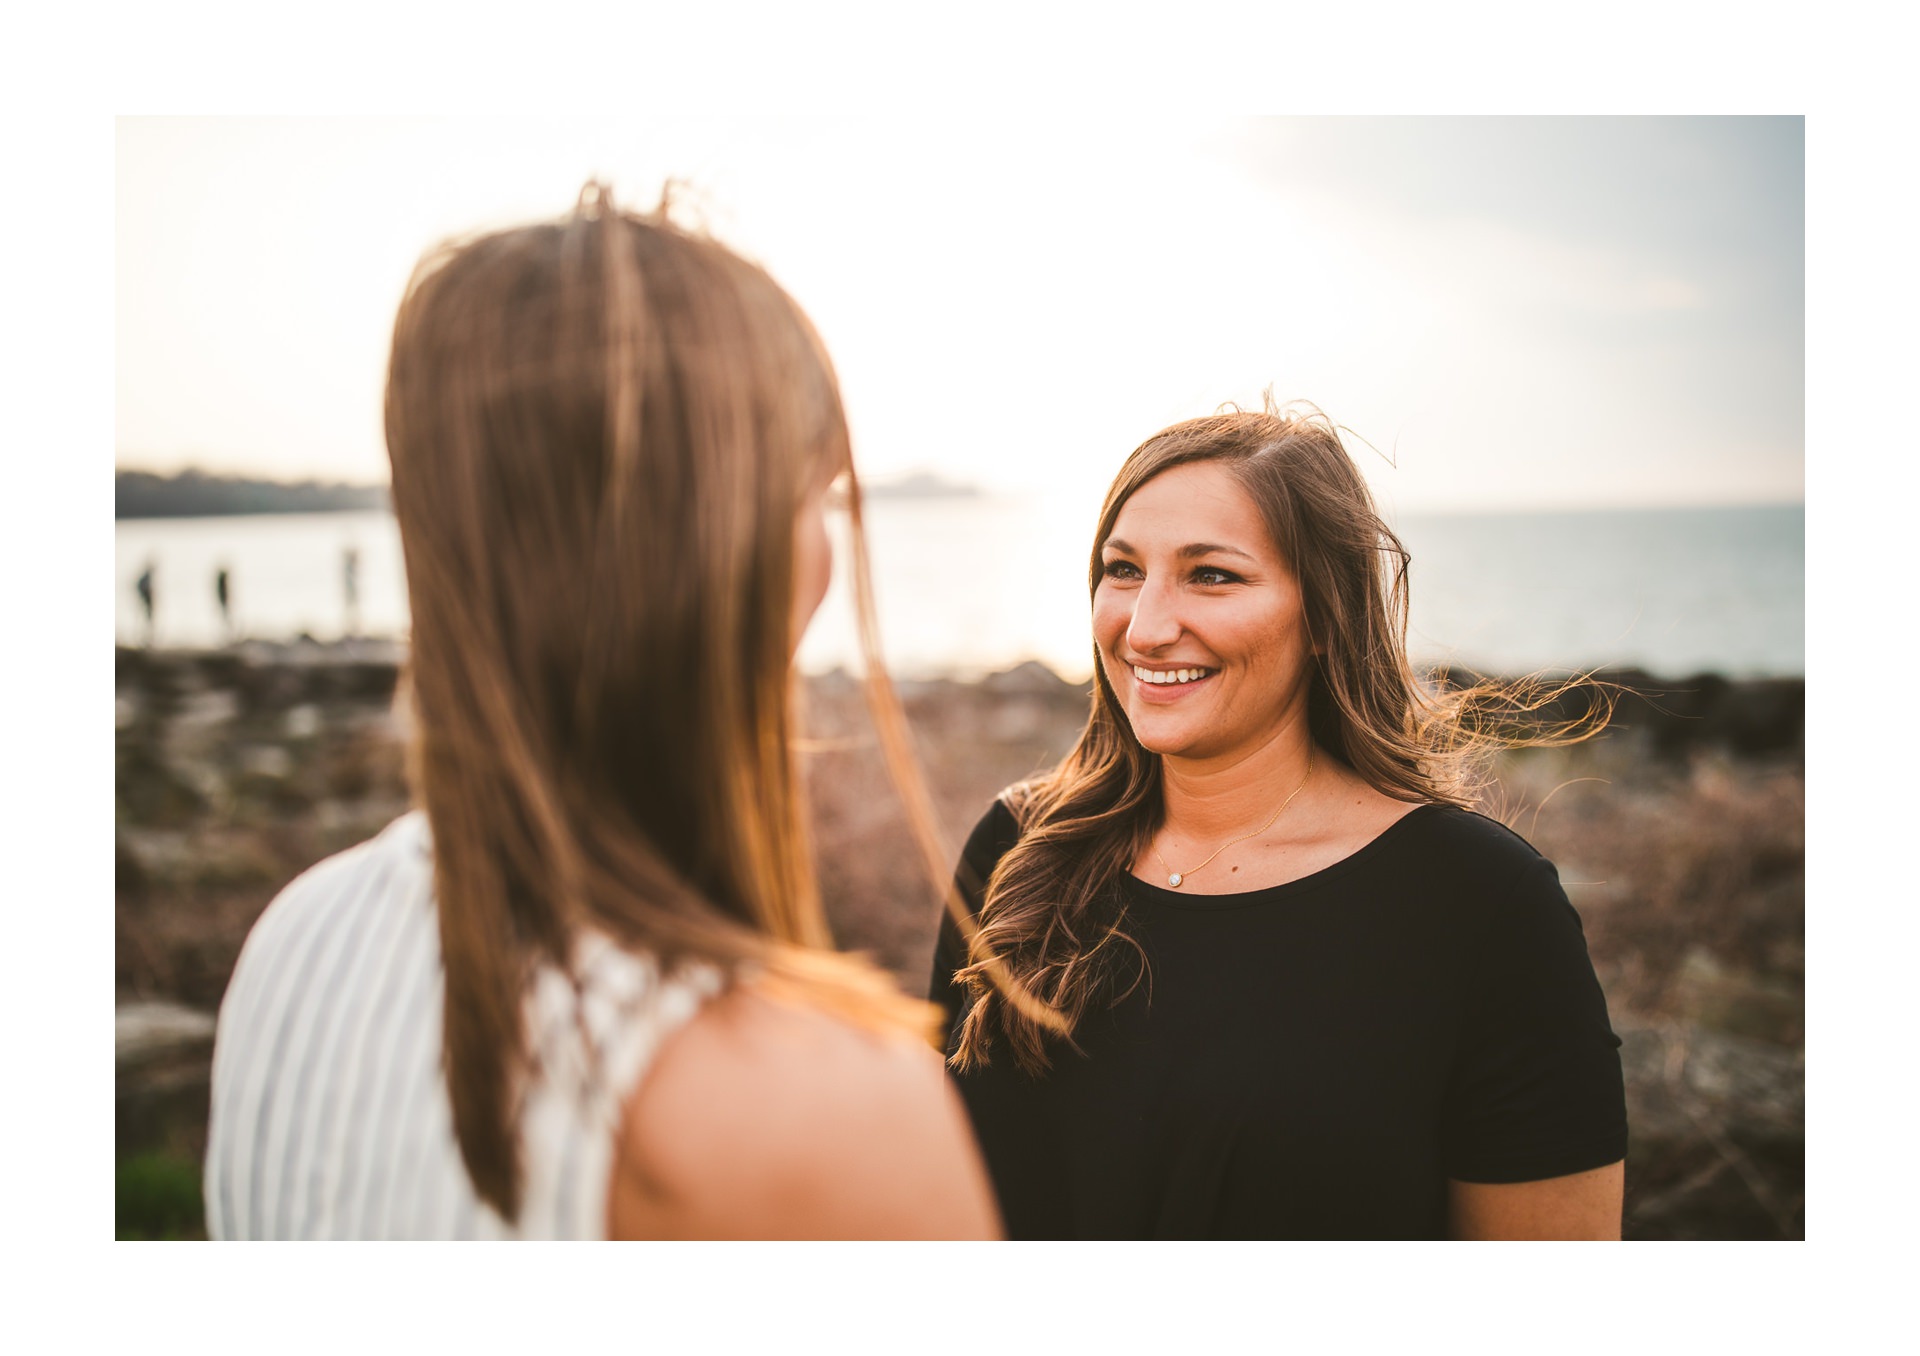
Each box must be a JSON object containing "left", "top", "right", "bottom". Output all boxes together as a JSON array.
[
  {"left": 343, "top": 546, "right": 361, "bottom": 638},
  {"left": 135, "top": 562, "right": 155, "bottom": 647},
  {"left": 215, "top": 565, "right": 233, "bottom": 642}
]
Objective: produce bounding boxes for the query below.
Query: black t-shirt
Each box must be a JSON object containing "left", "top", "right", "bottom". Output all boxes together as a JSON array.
[{"left": 930, "top": 799, "right": 1628, "bottom": 1240}]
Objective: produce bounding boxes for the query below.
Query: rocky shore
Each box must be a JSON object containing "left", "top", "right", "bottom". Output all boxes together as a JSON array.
[{"left": 115, "top": 643, "right": 1804, "bottom": 1239}]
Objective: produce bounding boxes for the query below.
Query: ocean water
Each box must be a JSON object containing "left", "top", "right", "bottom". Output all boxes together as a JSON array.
[{"left": 114, "top": 499, "right": 1804, "bottom": 679}]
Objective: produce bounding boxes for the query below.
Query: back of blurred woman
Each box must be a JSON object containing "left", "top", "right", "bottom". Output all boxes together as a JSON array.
[{"left": 203, "top": 186, "right": 1000, "bottom": 1239}]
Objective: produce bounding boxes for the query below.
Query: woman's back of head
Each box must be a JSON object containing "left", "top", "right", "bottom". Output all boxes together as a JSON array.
[
  {"left": 382, "top": 184, "right": 940, "bottom": 1221},
  {"left": 386, "top": 184, "right": 842, "bottom": 933}
]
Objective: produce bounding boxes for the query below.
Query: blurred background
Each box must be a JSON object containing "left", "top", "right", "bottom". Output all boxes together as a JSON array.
[{"left": 115, "top": 116, "right": 1803, "bottom": 1240}]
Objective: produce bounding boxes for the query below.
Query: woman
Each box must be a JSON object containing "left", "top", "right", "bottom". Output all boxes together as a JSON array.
[
  {"left": 204, "top": 186, "right": 999, "bottom": 1239},
  {"left": 931, "top": 403, "right": 1627, "bottom": 1240}
]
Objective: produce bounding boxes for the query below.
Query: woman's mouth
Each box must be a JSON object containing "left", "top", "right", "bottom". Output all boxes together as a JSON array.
[{"left": 1121, "top": 664, "right": 1213, "bottom": 687}]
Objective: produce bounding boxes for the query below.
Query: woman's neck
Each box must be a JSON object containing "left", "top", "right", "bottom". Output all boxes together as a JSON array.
[{"left": 1156, "top": 718, "right": 1319, "bottom": 844}]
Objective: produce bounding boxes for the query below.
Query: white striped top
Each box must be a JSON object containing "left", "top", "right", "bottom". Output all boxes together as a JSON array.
[{"left": 204, "top": 811, "right": 721, "bottom": 1239}]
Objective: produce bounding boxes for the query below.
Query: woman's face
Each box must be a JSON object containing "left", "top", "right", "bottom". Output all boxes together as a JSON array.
[{"left": 1093, "top": 461, "right": 1318, "bottom": 762}]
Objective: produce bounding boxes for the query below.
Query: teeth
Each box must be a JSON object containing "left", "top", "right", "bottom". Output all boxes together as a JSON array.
[{"left": 1133, "top": 665, "right": 1212, "bottom": 685}]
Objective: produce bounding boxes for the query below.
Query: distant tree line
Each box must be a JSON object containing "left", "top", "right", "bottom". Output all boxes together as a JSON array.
[{"left": 116, "top": 469, "right": 391, "bottom": 519}]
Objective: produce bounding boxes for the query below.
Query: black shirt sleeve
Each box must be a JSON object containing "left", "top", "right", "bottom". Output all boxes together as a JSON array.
[{"left": 1441, "top": 852, "right": 1629, "bottom": 1183}]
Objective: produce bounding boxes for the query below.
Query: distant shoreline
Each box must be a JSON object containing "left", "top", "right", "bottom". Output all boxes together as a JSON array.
[
  {"left": 114, "top": 467, "right": 992, "bottom": 518},
  {"left": 114, "top": 473, "right": 1799, "bottom": 523},
  {"left": 116, "top": 470, "right": 390, "bottom": 520}
]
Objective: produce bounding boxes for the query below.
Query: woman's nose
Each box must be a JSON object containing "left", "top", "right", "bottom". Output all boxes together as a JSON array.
[{"left": 1126, "top": 578, "right": 1182, "bottom": 653}]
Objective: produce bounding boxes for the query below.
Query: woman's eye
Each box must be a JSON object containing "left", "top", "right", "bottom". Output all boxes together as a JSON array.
[
  {"left": 1192, "top": 567, "right": 1240, "bottom": 586},
  {"left": 1101, "top": 560, "right": 1142, "bottom": 581}
]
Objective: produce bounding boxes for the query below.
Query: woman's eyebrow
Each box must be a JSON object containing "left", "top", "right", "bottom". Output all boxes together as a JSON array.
[
  {"left": 1180, "top": 542, "right": 1257, "bottom": 563},
  {"left": 1103, "top": 537, "right": 1257, "bottom": 563}
]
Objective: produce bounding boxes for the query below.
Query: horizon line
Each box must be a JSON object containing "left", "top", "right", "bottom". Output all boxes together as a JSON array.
[{"left": 114, "top": 463, "right": 1804, "bottom": 518}]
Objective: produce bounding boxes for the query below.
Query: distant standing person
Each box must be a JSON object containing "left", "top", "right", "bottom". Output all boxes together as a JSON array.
[
  {"left": 135, "top": 561, "right": 155, "bottom": 647},
  {"left": 342, "top": 546, "right": 361, "bottom": 637},
  {"left": 215, "top": 564, "right": 233, "bottom": 642}
]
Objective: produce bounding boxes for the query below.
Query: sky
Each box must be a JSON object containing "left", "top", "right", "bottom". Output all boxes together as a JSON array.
[{"left": 115, "top": 115, "right": 1803, "bottom": 515}]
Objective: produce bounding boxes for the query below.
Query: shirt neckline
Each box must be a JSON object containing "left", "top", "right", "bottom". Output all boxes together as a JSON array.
[{"left": 1122, "top": 802, "right": 1445, "bottom": 910}]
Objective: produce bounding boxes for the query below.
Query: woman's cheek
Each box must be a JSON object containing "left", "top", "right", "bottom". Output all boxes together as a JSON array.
[{"left": 789, "top": 494, "right": 833, "bottom": 650}]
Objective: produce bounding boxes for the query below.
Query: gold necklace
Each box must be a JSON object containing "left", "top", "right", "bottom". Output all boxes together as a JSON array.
[{"left": 1151, "top": 750, "right": 1314, "bottom": 888}]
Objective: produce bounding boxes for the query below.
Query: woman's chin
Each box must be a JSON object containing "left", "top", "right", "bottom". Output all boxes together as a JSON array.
[{"left": 1129, "top": 720, "right": 1203, "bottom": 759}]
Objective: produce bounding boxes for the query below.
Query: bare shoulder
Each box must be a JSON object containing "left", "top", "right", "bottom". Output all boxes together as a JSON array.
[{"left": 606, "top": 981, "right": 1000, "bottom": 1240}]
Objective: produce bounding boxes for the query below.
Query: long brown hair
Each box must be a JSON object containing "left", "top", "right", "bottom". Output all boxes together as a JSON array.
[
  {"left": 385, "top": 184, "right": 1002, "bottom": 1222},
  {"left": 950, "top": 400, "right": 1608, "bottom": 1075}
]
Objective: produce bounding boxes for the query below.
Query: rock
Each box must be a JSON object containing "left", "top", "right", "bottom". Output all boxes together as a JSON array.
[
  {"left": 117, "top": 1001, "right": 217, "bottom": 1069},
  {"left": 115, "top": 743, "right": 207, "bottom": 826},
  {"left": 115, "top": 835, "right": 151, "bottom": 906},
  {"left": 117, "top": 1001, "right": 219, "bottom": 1160},
  {"left": 173, "top": 687, "right": 239, "bottom": 731},
  {"left": 325, "top": 660, "right": 401, "bottom": 702},
  {"left": 1708, "top": 678, "right": 1804, "bottom": 756},
  {"left": 1616, "top": 1014, "right": 1803, "bottom": 1239},
  {"left": 984, "top": 696, "right": 1056, "bottom": 742},
  {"left": 1619, "top": 1016, "right": 1803, "bottom": 1137},
  {"left": 980, "top": 660, "right": 1081, "bottom": 696},
  {"left": 1597, "top": 669, "right": 1803, "bottom": 761},
  {"left": 1668, "top": 946, "right": 1804, "bottom": 1047},
  {"left": 806, "top": 667, "right": 861, "bottom": 695},
  {"left": 239, "top": 745, "right": 294, "bottom": 780},
  {"left": 116, "top": 828, "right": 196, "bottom": 882}
]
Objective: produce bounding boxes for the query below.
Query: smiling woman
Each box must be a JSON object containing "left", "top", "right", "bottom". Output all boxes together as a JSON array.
[{"left": 930, "top": 400, "right": 1626, "bottom": 1240}]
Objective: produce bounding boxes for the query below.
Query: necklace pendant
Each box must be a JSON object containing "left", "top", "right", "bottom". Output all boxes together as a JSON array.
[{"left": 1168, "top": 873, "right": 1183, "bottom": 888}]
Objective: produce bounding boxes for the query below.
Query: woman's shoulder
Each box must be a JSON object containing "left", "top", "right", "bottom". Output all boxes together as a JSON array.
[
  {"left": 225, "top": 812, "right": 430, "bottom": 988},
  {"left": 1384, "top": 802, "right": 1562, "bottom": 899},
  {"left": 958, "top": 784, "right": 1032, "bottom": 876},
  {"left": 953, "top": 781, "right": 1043, "bottom": 894},
  {"left": 989, "top": 780, "right": 1038, "bottom": 833},
  {"left": 1401, "top": 801, "right": 1550, "bottom": 863},
  {"left": 609, "top": 982, "right": 997, "bottom": 1238}
]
